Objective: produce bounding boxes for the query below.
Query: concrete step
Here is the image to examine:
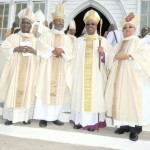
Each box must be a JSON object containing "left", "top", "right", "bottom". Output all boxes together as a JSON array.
[
  {"left": 59, "top": 112, "right": 150, "bottom": 132},
  {"left": 0, "top": 105, "right": 150, "bottom": 131},
  {"left": 0, "top": 117, "right": 150, "bottom": 150}
]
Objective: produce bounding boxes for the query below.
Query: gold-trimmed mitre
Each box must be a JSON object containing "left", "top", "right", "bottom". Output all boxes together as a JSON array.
[
  {"left": 121, "top": 12, "right": 140, "bottom": 28},
  {"left": 69, "top": 20, "right": 76, "bottom": 29},
  {"left": 52, "top": 2, "right": 65, "bottom": 20},
  {"left": 35, "top": 10, "right": 45, "bottom": 23},
  {"left": 83, "top": 9, "right": 100, "bottom": 24},
  {"left": 18, "top": 8, "right": 36, "bottom": 23}
]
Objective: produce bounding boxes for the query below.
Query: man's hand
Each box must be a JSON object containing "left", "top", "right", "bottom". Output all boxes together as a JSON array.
[
  {"left": 45, "top": 20, "right": 48, "bottom": 27},
  {"left": 26, "top": 47, "right": 37, "bottom": 55},
  {"left": 52, "top": 48, "right": 64, "bottom": 57},
  {"left": 114, "top": 52, "right": 130, "bottom": 60},
  {"left": 13, "top": 46, "right": 37, "bottom": 55},
  {"left": 13, "top": 46, "right": 27, "bottom": 53},
  {"left": 98, "top": 46, "right": 104, "bottom": 56}
]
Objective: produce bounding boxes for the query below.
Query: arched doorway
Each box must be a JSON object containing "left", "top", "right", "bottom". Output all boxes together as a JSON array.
[{"left": 73, "top": 7, "right": 110, "bottom": 37}]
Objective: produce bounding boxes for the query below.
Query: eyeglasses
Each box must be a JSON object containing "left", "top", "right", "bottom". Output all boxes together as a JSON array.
[
  {"left": 86, "top": 23, "right": 96, "bottom": 26},
  {"left": 123, "top": 26, "right": 134, "bottom": 30}
]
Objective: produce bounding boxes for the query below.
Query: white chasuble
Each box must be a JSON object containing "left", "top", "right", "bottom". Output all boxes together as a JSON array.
[
  {"left": 0, "top": 31, "right": 38, "bottom": 123},
  {"left": 34, "top": 29, "right": 72, "bottom": 121},
  {"left": 105, "top": 35, "right": 150, "bottom": 126},
  {"left": 70, "top": 34, "right": 112, "bottom": 126}
]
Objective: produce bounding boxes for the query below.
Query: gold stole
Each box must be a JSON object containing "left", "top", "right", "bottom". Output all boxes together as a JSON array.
[
  {"left": 84, "top": 36, "right": 96, "bottom": 111},
  {"left": 71, "top": 37, "right": 75, "bottom": 43},
  {"left": 50, "top": 34, "right": 62, "bottom": 104},
  {"left": 32, "top": 24, "right": 39, "bottom": 38},
  {"left": 15, "top": 37, "right": 31, "bottom": 107},
  {"left": 112, "top": 40, "right": 129, "bottom": 119}
]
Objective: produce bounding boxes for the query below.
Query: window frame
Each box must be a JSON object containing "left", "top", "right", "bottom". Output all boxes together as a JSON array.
[
  {"left": 33, "top": 1, "right": 46, "bottom": 15},
  {"left": 0, "top": 3, "right": 10, "bottom": 42},
  {"left": 140, "top": 0, "right": 150, "bottom": 30},
  {"left": 14, "top": 2, "right": 28, "bottom": 24}
]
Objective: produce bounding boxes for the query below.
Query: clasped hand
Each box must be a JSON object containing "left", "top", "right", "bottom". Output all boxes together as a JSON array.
[
  {"left": 98, "top": 46, "right": 104, "bottom": 56},
  {"left": 13, "top": 46, "right": 37, "bottom": 55},
  {"left": 114, "top": 52, "right": 129, "bottom": 60},
  {"left": 52, "top": 48, "right": 64, "bottom": 57}
]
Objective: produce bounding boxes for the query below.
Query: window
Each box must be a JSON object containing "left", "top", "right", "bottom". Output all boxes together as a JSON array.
[
  {"left": 0, "top": 4, "right": 9, "bottom": 41},
  {"left": 33, "top": 2, "right": 45, "bottom": 14},
  {"left": 140, "top": 1, "right": 150, "bottom": 30},
  {"left": 15, "top": 3, "right": 27, "bottom": 23}
]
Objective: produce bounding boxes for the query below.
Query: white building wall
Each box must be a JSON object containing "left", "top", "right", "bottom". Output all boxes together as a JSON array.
[
  {"left": 48, "top": 0, "right": 139, "bottom": 33},
  {"left": 0, "top": 0, "right": 142, "bottom": 36}
]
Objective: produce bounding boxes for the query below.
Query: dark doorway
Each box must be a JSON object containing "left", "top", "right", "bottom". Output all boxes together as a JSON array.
[{"left": 68, "top": 7, "right": 110, "bottom": 37}]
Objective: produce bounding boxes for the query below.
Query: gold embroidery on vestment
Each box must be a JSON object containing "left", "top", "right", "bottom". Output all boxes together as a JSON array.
[
  {"left": 84, "top": 36, "right": 96, "bottom": 111},
  {"left": 15, "top": 37, "right": 30, "bottom": 107},
  {"left": 112, "top": 40, "right": 129, "bottom": 119},
  {"left": 50, "top": 34, "right": 61, "bottom": 104},
  {"left": 32, "top": 24, "right": 39, "bottom": 38}
]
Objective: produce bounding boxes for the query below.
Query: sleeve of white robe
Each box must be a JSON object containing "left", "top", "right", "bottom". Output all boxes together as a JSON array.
[
  {"left": 128, "top": 39, "right": 150, "bottom": 78},
  {"left": 37, "top": 32, "right": 54, "bottom": 58},
  {"left": 61, "top": 35, "right": 73, "bottom": 61},
  {"left": 0, "top": 34, "right": 18, "bottom": 75}
]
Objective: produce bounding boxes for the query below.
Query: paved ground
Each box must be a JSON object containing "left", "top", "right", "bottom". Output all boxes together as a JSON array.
[
  {"left": 1, "top": 119, "right": 149, "bottom": 141},
  {"left": 0, "top": 117, "right": 150, "bottom": 150},
  {"left": 0, "top": 135, "right": 113, "bottom": 150}
]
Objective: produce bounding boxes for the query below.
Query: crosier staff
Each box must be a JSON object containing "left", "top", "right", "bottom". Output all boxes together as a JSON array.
[{"left": 98, "top": 19, "right": 103, "bottom": 131}]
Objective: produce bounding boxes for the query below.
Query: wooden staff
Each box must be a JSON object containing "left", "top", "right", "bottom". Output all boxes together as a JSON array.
[{"left": 98, "top": 19, "right": 103, "bottom": 131}]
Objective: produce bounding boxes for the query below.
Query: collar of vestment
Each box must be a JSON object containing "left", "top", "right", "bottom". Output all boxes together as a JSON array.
[
  {"left": 123, "top": 35, "right": 138, "bottom": 41},
  {"left": 18, "top": 31, "right": 34, "bottom": 38},
  {"left": 67, "top": 34, "right": 76, "bottom": 38},
  {"left": 84, "top": 33, "right": 99, "bottom": 40},
  {"left": 51, "top": 29, "right": 64, "bottom": 34}
]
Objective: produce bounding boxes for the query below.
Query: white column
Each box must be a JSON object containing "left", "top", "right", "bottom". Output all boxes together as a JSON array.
[
  {"left": 28, "top": 0, "right": 33, "bottom": 10},
  {"left": 136, "top": 0, "right": 141, "bottom": 35},
  {"left": 45, "top": 0, "right": 49, "bottom": 20},
  {"left": 8, "top": 0, "right": 15, "bottom": 29}
]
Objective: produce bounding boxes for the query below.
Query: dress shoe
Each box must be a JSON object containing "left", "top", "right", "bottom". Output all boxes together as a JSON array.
[
  {"left": 73, "top": 124, "right": 82, "bottom": 129},
  {"left": 87, "top": 129, "right": 94, "bottom": 131},
  {"left": 129, "top": 132, "right": 138, "bottom": 141},
  {"left": 5, "top": 120, "right": 12, "bottom": 125},
  {"left": 115, "top": 127, "right": 129, "bottom": 134},
  {"left": 39, "top": 120, "right": 47, "bottom": 127},
  {"left": 23, "top": 120, "right": 31, "bottom": 125},
  {"left": 53, "top": 120, "right": 64, "bottom": 126}
]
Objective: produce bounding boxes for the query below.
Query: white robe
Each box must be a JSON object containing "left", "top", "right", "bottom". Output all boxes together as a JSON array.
[
  {"left": 33, "top": 29, "right": 72, "bottom": 121},
  {"left": 105, "top": 35, "right": 150, "bottom": 127},
  {"left": 0, "top": 31, "right": 38, "bottom": 123},
  {"left": 70, "top": 34, "right": 112, "bottom": 127}
]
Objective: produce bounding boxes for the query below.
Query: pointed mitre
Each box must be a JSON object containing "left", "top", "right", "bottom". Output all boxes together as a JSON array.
[
  {"left": 83, "top": 9, "right": 100, "bottom": 24},
  {"left": 121, "top": 12, "right": 140, "bottom": 28},
  {"left": 35, "top": 10, "right": 45, "bottom": 23},
  {"left": 18, "top": 8, "right": 36, "bottom": 23},
  {"left": 69, "top": 20, "right": 76, "bottom": 30},
  {"left": 52, "top": 2, "right": 65, "bottom": 20}
]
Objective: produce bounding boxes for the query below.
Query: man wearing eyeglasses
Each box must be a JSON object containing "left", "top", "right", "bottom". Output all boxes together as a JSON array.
[
  {"left": 69, "top": 9, "right": 112, "bottom": 131},
  {"left": 105, "top": 13, "right": 150, "bottom": 141},
  {"left": 141, "top": 26, "right": 150, "bottom": 47}
]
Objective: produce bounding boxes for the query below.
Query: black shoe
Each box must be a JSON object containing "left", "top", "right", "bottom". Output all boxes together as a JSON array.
[
  {"left": 73, "top": 124, "right": 82, "bottom": 129},
  {"left": 23, "top": 120, "right": 31, "bottom": 125},
  {"left": 53, "top": 120, "right": 64, "bottom": 126},
  {"left": 115, "top": 128, "right": 128, "bottom": 134},
  {"left": 129, "top": 132, "right": 138, "bottom": 141},
  {"left": 5, "top": 120, "right": 12, "bottom": 125},
  {"left": 39, "top": 120, "right": 47, "bottom": 127},
  {"left": 87, "top": 129, "right": 94, "bottom": 131}
]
